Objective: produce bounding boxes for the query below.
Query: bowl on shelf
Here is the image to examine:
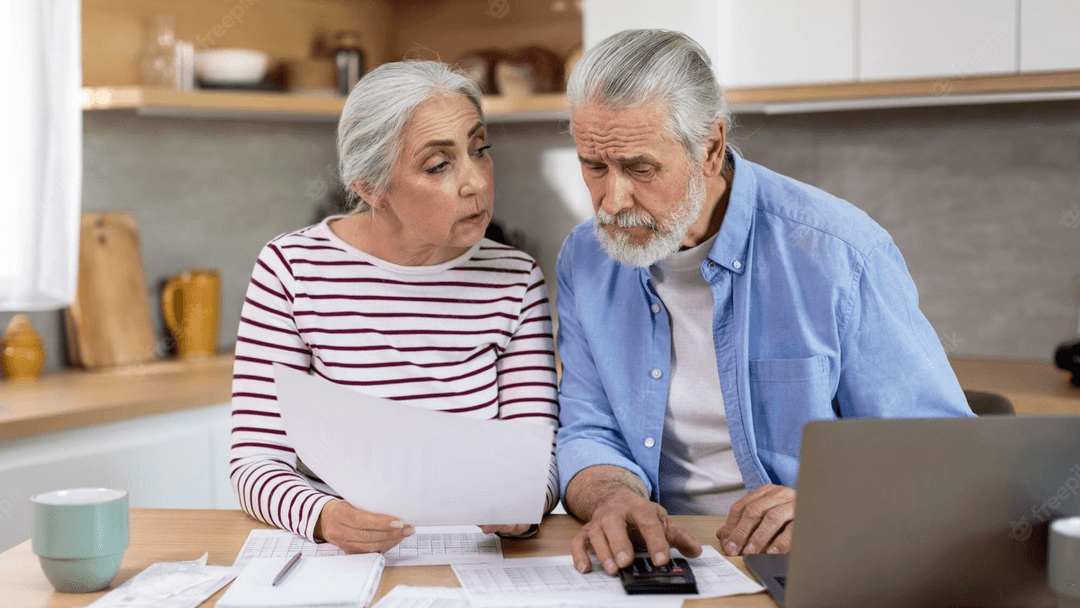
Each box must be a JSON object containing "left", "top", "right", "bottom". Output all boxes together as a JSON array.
[{"left": 194, "top": 49, "right": 270, "bottom": 86}]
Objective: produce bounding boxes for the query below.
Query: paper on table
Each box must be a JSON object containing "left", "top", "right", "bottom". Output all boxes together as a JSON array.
[
  {"left": 451, "top": 546, "right": 763, "bottom": 606},
  {"left": 372, "top": 585, "right": 683, "bottom": 608},
  {"left": 274, "top": 365, "right": 553, "bottom": 526},
  {"left": 234, "top": 527, "right": 503, "bottom": 567},
  {"left": 83, "top": 553, "right": 238, "bottom": 608},
  {"left": 217, "top": 553, "right": 385, "bottom": 608}
]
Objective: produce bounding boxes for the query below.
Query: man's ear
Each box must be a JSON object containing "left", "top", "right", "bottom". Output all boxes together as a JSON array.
[{"left": 701, "top": 118, "right": 727, "bottom": 178}]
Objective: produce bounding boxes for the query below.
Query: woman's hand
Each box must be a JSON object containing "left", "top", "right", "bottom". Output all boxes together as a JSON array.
[
  {"left": 315, "top": 499, "right": 414, "bottom": 553},
  {"left": 480, "top": 524, "right": 534, "bottom": 536}
]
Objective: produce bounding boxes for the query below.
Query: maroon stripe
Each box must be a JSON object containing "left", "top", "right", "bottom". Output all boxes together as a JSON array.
[
  {"left": 501, "top": 412, "right": 560, "bottom": 421},
  {"left": 295, "top": 310, "right": 517, "bottom": 321},
  {"left": 480, "top": 245, "right": 515, "bottom": 251},
  {"left": 282, "top": 484, "right": 303, "bottom": 532},
  {"left": 452, "top": 266, "right": 530, "bottom": 275},
  {"left": 234, "top": 374, "right": 274, "bottom": 383},
  {"left": 520, "top": 298, "right": 550, "bottom": 313},
  {"left": 500, "top": 397, "right": 560, "bottom": 406},
  {"left": 300, "top": 327, "right": 512, "bottom": 338},
  {"left": 232, "top": 392, "right": 275, "bottom": 401},
  {"left": 233, "top": 442, "right": 296, "bottom": 453},
  {"left": 388, "top": 376, "right": 499, "bottom": 401},
  {"left": 498, "top": 350, "right": 555, "bottom": 359},
  {"left": 239, "top": 315, "right": 301, "bottom": 337},
  {"left": 442, "top": 395, "right": 500, "bottom": 413},
  {"left": 317, "top": 344, "right": 494, "bottom": 369},
  {"left": 267, "top": 243, "right": 295, "bottom": 278},
  {"left": 254, "top": 472, "right": 295, "bottom": 528},
  {"left": 293, "top": 276, "right": 529, "bottom": 290},
  {"left": 308, "top": 343, "right": 476, "bottom": 353},
  {"left": 234, "top": 461, "right": 280, "bottom": 514},
  {"left": 311, "top": 359, "right": 495, "bottom": 387},
  {"left": 245, "top": 296, "right": 291, "bottom": 320},
  {"left": 237, "top": 336, "right": 310, "bottom": 355},
  {"left": 509, "top": 333, "right": 551, "bottom": 342},
  {"left": 234, "top": 355, "right": 308, "bottom": 372},
  {"left": 251, "top": 277, "right": 289, "bottom": 302},
  {"left": 520, "top": 316, "right": 553, "bottom": 325},
  {"left": 266, "top": 476, "right": 305, "bottom": 531},
  {"left": 233, "top": 426, "right": 287, "bottom": 436},
  {"left": 500, "top": 366, "right": 558, "bottom": 374},
  {"left": 527, "top": 279, "right": 545, "bottom": 291},
  {"left": 290, "top": 258, "right": 373, "bottom": 266},
  {"left": 232, "top": 409, "right": 281, "bottom": 418},
  {"left": 254, "top": 259, "right": 293, "bottom": 301},
  {"left": 297, "top": 293, "right": 523, "bottom": 306},
  {"left": 296, "top": 492, "right": 317, "bottom": 535},
  {"left": 281, "top": 244, "right": 346, "bottom": 252},
  {"left": 499, "top": 381, "right": 558, "bottom": 391},
  {"left": 474, "top": 255, "right": 533, "bottom": 263}
]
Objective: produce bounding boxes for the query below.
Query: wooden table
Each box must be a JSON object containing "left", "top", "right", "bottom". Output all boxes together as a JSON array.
[{"left": 1, "top": 509, "right": 775, "bottom": 607}]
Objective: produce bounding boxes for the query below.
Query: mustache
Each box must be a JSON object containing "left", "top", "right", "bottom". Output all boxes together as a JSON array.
[{"left": 595, "top": 209, "right": 659, "bottom": 231}]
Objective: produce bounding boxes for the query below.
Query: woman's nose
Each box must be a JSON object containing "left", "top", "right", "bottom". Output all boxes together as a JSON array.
[{"left": 459, "top": 158, "right": 489, "bottom": 199}]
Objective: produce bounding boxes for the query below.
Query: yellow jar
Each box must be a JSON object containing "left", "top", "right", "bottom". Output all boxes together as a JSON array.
[{"left": 2, "top": 314, "right": 46, "bottom": 380}]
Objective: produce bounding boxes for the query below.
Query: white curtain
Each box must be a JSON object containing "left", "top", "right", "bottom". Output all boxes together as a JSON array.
[{"left": 0, "top": 0, "right": 81, "bottom": 310}]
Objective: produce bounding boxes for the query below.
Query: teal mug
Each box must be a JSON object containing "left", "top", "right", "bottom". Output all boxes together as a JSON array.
[{"left": 32, "top": 488, "right": 129, "bottom": 593}]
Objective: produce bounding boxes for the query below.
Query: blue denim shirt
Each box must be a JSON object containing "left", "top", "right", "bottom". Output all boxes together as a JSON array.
[{"left": 554, "top": 149, "right": 974, "bottom": 502}]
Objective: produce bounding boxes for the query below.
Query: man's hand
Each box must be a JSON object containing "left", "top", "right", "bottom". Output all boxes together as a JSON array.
[
  {"left": 570, "top": 491, "right": 702, "bottom": 575},
  {"left": 716, "top": 485, "right": 795, "bottom": 555},
  {"left": 315, "top": 499, "right": 414, "bottom": 554},
  {"left": 479, "top": 524, "right": 533, "bottom": 536}
]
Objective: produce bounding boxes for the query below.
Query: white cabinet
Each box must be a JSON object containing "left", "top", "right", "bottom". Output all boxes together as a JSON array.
[
  {"left": 583, "top": 0, "right": 720, "bottom": 63},
  {"left": 858, "top": 0, "right": 1018, "bottom": 81},
  {"left": 1019, "top": 0, "right": 1080, "bottom": 72},
  {"left": 0, "top": 404, "right": 238, "bottom": 553},
  {"left": 717, "top": 0, "right": 856, "bottom": 88}
]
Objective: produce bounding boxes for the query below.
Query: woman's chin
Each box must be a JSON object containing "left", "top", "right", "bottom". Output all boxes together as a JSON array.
[{"left": 455, "top": 210, "right": 491, "bottom": 242}]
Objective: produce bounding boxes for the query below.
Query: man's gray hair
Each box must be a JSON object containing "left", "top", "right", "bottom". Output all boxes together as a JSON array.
[
  {"left": 566, "top": 29, "right": 730, "bottom": 159},
  {"left": 337, "top": 60, "right": 483, "bottom": 212}
]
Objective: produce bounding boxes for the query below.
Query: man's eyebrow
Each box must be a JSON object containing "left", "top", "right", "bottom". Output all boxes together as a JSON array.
[
  {"left": 578, "top": 155, "right": 602, "bottom": 164},
  {"left": 468, "top": 122, "right": 484, "bottom": 137},
  {"left": 577, "top": 154, "right": 660, "bottom": 166}
]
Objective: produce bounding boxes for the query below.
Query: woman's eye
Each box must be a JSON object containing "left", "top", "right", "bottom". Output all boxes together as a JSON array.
[
  {"left": 426, "top": 161, "right": 449, "bottom": 174},
  {"left": 473, "top": 144, "right": 492, "bottom": 157}
]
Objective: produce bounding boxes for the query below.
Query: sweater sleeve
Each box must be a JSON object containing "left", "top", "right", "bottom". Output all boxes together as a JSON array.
[
  {"left": 496, "top": 263, "right": 561, "bottom": 514},
  {"left": 230, "top": 241, "right": 336, "bottom": 541}
]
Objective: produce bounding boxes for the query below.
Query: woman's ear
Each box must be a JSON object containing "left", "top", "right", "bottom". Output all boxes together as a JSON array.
[
  {"left": 701, "top": 118, "right": 728, "bottom": 178},
  {"left": 352, "top": 181, "right": 386, "bottom": 210}
]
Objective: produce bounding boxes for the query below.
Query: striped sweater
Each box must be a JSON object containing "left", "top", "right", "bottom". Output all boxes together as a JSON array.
[{"left": 229, "top": 217, "right": 559, "bottom": 541}]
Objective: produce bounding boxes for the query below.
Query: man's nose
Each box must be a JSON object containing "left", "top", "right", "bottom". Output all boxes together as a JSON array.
[{"left": 599, "top": 172, "right": 634, "bottom": 216}]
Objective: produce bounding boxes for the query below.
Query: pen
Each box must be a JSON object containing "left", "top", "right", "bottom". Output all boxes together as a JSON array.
[{"left": 271, "top": 552, "right": 302, "bottom": 587}]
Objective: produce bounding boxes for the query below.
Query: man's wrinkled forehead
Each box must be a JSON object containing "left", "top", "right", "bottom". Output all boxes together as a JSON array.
[{"left": 571, "top": 104, "right": 672, "bottom": 160}]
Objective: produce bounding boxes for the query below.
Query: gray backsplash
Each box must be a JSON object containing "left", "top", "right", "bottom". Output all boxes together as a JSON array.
[{"left": 5, "top": 101, "right": 1078, "bottom": 373}]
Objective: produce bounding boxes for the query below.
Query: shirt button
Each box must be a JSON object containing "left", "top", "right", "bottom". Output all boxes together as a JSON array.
[
  {"left": 650, "top": 303, "right": 660, "bottom": 313},
  {"left": 732, "top": 260, "right": 742, "bottom": 269},
  {"left": 708, "top": 262, "right": 716, "bottom": 269},
  {"left": 645, "top": 437, "right": 655, "bottom": 448},
  {"left": 651, "top": 368, "right": 662, "bottom": 379}
]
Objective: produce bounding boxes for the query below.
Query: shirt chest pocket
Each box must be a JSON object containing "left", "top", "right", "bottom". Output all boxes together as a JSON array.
[{"left": 749, "top": 355, "right": 834, "bottom": 457}]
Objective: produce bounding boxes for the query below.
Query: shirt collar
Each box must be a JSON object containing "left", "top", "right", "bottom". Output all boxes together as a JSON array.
[{"left": 706, "top": 147, "right": 756, "bottom": 275}]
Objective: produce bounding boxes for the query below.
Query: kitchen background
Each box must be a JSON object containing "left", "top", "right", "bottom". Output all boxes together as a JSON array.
[{"left": 4, "top": 0, "right": 1080, "bottom": 368}]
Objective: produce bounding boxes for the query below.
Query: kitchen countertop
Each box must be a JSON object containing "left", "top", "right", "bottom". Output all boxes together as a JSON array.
[
  {"left": 0, "top": 355, "right": 1075, "bottom": 443},
  {"left": 0, "top": 355, "right": 234, "bottom": 442}
]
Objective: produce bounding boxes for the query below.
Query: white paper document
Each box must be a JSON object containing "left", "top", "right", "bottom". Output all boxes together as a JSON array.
[
  {"left": 274, "top": 365, "right": 553, "bottom": 526},
  {"left": 217, "top": 553, "right": 385, "bottom": 608},
  {"left": 83, "top": 553, "right": 238, "bottom": 608},
  {"left": 452, "top": 546, "right": 763, "bottom": 606},
  {"left": 235, "top": 527, "right": 503, "bottom": 567},
  {"left": 372, "top": 585, "right": 683, "bottom": 608}
]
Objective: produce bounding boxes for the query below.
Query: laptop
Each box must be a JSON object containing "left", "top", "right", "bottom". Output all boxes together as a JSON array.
[{"left": 744, "top": 416, "right": 1080, "bottom": 608}]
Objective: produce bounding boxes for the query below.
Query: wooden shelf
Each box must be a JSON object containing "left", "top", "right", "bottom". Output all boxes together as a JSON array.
[{"left": 83, "top": 87, "right": 569, "bottom": 122}]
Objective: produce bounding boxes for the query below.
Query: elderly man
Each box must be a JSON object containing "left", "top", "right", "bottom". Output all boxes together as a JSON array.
[{"left": 555, "top": 29, "right": 974, "bottom": 574}]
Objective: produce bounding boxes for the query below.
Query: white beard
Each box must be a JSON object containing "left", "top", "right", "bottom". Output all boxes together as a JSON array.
[{"left": 593, "top": 169, "right": 708, "bottom": 268}]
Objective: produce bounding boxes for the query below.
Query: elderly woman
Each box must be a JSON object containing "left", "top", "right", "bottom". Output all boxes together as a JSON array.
[{"left": 229, "top": 61, "right": 558, "bottom": 553}]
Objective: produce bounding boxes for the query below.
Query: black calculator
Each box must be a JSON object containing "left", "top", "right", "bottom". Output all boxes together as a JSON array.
[{"left": 618, "top": 554, "right": 698, "bottom": 595}]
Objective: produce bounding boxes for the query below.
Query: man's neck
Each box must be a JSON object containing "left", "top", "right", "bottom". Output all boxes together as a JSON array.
[{"left": 681, "top": 163, "right": 734, "bottom": 249}]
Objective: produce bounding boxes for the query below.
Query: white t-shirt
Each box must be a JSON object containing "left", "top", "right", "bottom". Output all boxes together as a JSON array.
[{"left": 650, "top": 232, "right": 747, "bottom": 515}]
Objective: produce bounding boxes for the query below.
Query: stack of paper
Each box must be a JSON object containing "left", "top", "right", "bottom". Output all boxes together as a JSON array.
[
  {"left": 372, "top": 585, "right": 683, "bottom": 608},
  {"left": 216, "top": 553, "right": 385, "bottom": 608},
  {"left": 84, "top": 553, "right": 238, "bottom": 608},
  {"left": 234, "top": 527, "right": 503, "bottom": 567}
]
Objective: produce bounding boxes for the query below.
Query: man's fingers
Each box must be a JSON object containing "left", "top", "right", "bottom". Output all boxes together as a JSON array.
[
  {"left": 718, "top": 489, "right": 760, "bottom": 541},
  {"left": 628, "top": 508, "right": 672, "bottom": 567},
  {"left": 588, "top": 525, "right": 619, "bottom": 575},
  {"left": 570, "top": 532, "right": 592, "bottom": 573},
  {"left": 766, "top": 522, "right": 794, "bottom": 555},
  {"left": 664, "top": 519, "right": 702, "bottom": 558},
  {"left": 599, "top": 518, "right": 635, "bottom": 569},
  {"left": 744, "top": 507, "right": 791, "bottom": 554},
  {"left": 725, "top": 495, "right": 790, "bottom": 555}
]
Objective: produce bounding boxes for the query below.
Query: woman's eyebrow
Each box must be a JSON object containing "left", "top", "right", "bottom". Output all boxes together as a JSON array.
[{"left": 416, "top": 122, "right": 485, "bottom": 157}]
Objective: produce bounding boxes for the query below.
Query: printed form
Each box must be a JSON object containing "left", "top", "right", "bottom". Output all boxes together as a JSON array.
[
  {"left": 372, "top": 586, "right": 683, "bottom": 608},
  {"left": 452, "top": 546, "right": 763, "bottom": 606},
  {"left": 234, "top": 527, "right": 503, "bottom": 567}
]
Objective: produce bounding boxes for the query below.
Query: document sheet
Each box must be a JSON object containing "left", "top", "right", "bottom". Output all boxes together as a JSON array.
[
  {"left": 217, "top": 553, "right": 384, "bottom": 608},
  {"left": 274, "top": 365, "right": 553, "bottom": 525},
  {"left": 235, "top": 527, "right": 503, "bottom": 567},
  {"left": 372, "top": 585, "right": 683, "bottom": 608},
  {"left": 452, "top": 546, "right": 763, "bottom": 605},
  {"left": 84, "top": 553, "right": 238, "bottom": 608}
]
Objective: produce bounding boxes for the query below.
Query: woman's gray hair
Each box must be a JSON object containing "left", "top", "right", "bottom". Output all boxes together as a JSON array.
[
  {"left": 566, "top": 29, "right": 730, "bottom": 161},
  {"left": 337, "top": 60, "right": 484, "bottom": 212}
]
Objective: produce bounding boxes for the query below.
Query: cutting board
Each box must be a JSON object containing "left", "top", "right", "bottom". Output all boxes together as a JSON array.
[{"left": 64, "top": 212, "right": 158, "bottom": 369}]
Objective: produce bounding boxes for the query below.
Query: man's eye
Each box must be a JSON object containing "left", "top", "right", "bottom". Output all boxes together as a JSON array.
[
  {"left": 587, "top": 164, "right": 606, "bottom": 173},
  {"left": 473, "top": 144, "right": 491, "bottom": 157},
  {"left": 629, "top": 166, "right": 652, "bottom": 176}
]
